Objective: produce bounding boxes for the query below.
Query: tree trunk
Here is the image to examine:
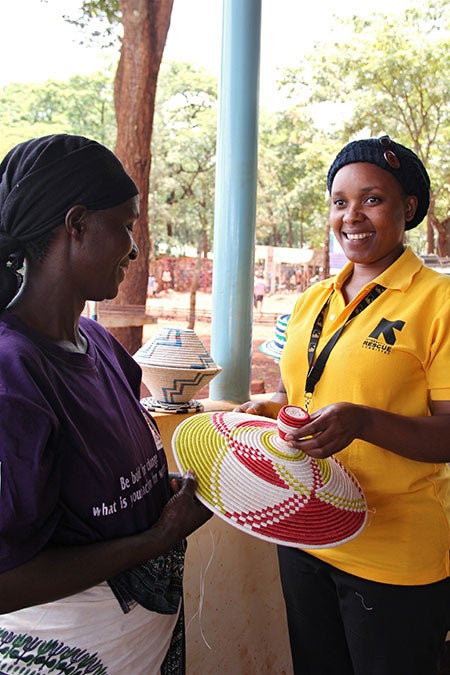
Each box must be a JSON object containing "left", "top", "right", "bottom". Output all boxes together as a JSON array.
[
  {"left": 322, "top": 220, "right": 330, "bottom": 279},
  {"left": 287, "top": 211, "right": 293, "bottom": 248},
  {"left": 435, "top": 217, "right": 450, "bottom": 258},
  {"left": 187, "top": 230, "right": 208, "bottom": 330},
  {"left": 187, "top": 253, "right": 203, "bottom": 330},
  {"left": 111, "top": 0, "right": 174, "bottom": 354},
  {"left": 427, "top": 218, "right": 435, "bottom": 255},
  {"left": 429, "top": 195, "right": 450, "bottom": 258},
  {"left": 427, "top": 194, "right": 436, "bottom": 255}
]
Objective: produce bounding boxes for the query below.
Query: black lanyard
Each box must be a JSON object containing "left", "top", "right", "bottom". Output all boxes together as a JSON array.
[{"left": 304, "top": 284, "right": 386, "bottom": 410}]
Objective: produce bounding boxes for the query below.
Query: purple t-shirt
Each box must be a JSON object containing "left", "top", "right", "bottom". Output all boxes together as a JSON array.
[{"left": 0, "top": 311, "right": 171, "bottom": 573}]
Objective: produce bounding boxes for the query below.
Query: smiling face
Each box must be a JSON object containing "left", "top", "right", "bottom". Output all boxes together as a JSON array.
[
  {"left": 329, "top": 162, "right": 417, "bottom": 275},
  {"left": 74, "top": 194, "right": 140, "bottom": 301}
]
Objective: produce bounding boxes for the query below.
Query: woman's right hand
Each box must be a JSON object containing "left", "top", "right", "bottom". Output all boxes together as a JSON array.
[{"left": 155, "top": 470, "right": 213, "bottom": 546}]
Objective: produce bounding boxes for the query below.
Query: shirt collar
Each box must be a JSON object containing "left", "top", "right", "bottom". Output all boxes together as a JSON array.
[{"left": 323, "top": 247, "right": 422, "bottom": 294}]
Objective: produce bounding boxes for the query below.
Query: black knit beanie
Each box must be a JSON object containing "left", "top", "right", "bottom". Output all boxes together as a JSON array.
[{"left": 327, "top": 136, "right": 430, "bottom": 230}]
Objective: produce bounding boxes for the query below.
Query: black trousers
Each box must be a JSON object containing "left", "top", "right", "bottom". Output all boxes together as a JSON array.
[{"left": 277, "top": 546, "right": 450, "bottom": 675}]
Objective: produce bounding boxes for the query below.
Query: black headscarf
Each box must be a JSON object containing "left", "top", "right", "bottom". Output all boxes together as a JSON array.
[{"left": 0, "top": 134, "right": 138, "bottom": 308}]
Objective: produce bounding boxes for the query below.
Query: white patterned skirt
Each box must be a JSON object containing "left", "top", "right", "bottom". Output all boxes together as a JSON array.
[{"left": 0, "top": 582, "right": 179, "bottom": 674}]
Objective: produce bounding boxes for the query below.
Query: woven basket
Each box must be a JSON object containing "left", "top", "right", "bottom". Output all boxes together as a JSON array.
[
  {"left": 135, "top": 326, "right": 218, "bottom": 369},
  {"left": 172, "top": 411, "right": 367, "bottom": 548},
  {"left": 134, "top": 326, "right": 221, "bottom": 406},
  {"left": 140, "top": 363, "right": 221, "bottom": 405}
]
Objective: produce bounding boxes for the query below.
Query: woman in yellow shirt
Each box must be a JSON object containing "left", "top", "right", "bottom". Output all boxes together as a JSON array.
[{"left": 237, "top": 136, "right": 450, "bottom": 675}]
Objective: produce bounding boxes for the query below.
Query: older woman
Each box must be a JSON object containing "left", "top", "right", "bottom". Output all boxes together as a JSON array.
[
  {"left": 237, "top": 136, "right": 450, "bottom": 675},
  {"left": 0, "top": 135, "right": 211, "bottom": 674}
]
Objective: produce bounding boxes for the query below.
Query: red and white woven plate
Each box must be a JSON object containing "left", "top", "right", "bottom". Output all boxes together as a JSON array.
[{"left": 172, "top": 411, "right": 367, "bottom": 548}]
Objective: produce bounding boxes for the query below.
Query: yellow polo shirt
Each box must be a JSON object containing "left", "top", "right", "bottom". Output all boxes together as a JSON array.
[{"left": 280, "top": 247, "right": 450, "bottom": 584}]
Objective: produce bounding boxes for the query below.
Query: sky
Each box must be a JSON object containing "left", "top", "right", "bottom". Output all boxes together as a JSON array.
[{"left": 0, "top": 0, "right": 414, "bottom": 107}]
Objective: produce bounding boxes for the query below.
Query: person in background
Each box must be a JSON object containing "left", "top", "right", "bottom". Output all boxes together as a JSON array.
[
  {"left": 254, "top": 272, "right": 266, "bottom": 313},
  {"left": 236, "top": 136, "right": 450, "bottom": 675},
  {"left": 162, "top": 268, "right": 172, "bottom": 291},
  {"left": 147, "top": 273, "right": 156, "bottom": 297},
  {"left": 0, "top": 134, "right": 212, "bottom": 674},
  {"left": 289, "top": 271, "right": 297, "bottom": 292}
]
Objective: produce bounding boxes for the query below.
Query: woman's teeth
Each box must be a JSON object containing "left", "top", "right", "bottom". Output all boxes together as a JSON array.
[{"left": 346, "top": 232, "right": 373, "bottom": 240}]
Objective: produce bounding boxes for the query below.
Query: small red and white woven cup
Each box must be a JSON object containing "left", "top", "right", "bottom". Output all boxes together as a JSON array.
[{"left": 277, "top": 405, "right": 310, "bottom": 440}]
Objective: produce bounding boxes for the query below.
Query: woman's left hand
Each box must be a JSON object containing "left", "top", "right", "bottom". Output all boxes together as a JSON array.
[{"left": 284, "top": 402, "right": 367, "bottom": 459}]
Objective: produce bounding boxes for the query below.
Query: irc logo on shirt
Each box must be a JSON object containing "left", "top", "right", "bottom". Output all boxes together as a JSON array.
[{"left": 362, "top": 318, "right": 405, "bottom": 354}]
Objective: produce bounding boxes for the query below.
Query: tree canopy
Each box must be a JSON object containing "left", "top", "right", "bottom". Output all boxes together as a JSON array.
[
  {"left": 1, "top": 0, "right": 449, "bottom": 262},
  {"left": 0, "top": 71, "right": 116, "bottom": 158},
  {"left": 150, "top": 61, "right": 218, "bottom": 256},
  {"left": 279, "top": 0, "right": 450, "bottom": 254}
]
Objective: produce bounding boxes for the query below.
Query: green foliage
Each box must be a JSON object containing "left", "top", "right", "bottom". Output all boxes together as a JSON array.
[
  {"left": 62, "top": 0, "right": 121, "bottom": 47},
  {"left": 150, "top": 61, "right": 218, "bottom": 256},
  {"left": 258, "top": 108, "right": 332, "bottom": 250},
  {"left": 0, "top": 71, "right": 116, "bottom": 158},
  {"left": 75, "top": 0, "right": 120, "bottom": 23},
  {"left": 2, "top": 0, "right": 449, "bottom": 257},
  {"left": 280, "top": 0, "right": 450, "bottom": 239}
]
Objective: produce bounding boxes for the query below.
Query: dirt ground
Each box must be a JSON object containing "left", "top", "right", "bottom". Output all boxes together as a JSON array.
[{"left": 142, "top": 289, "right": 298, "bottom": 398}]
